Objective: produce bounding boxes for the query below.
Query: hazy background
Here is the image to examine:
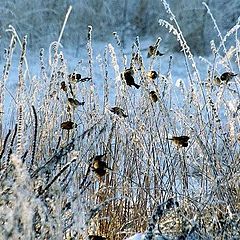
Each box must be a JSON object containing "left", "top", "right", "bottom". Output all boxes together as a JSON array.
[{"left": 0, "top": 0, "right": 239, "bottom": 55}]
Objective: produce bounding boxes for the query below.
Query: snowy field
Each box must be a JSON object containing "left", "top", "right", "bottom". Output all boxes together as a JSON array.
[{"left": 0, "top": 2, "right": 239, "bottom": 240}]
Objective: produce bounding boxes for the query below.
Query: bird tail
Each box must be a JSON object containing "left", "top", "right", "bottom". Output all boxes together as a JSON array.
[
  {"left": 134, "top": 83, "right": 140, "bottom": 89},
  {"left": 157, "top": 51, "right": 164, "bottom": 56}
]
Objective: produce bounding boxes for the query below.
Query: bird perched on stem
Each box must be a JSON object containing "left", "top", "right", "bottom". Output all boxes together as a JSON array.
[
  {"left": 167, "top": 136, "right": 190, "bottom": 147},
  {"left": 149, "top": 91, "right": 158, "bottom": 103},
  {"left": 147, "top": 45, "right": 164, "bottom": 58},
  {"left": 68, "top": 73, "right": 91, "bottom": 83},
  {"left": 68, "top": 98, "right": 85, "bottom": 108},
  {"left": 91, "top": 154, "right": 111, "bottom": 177},
  {"left": 147, "top": 70, "right": 158, "bottom": 80},
  {"left": 110, "top": 107, "right": 128, "bottom": 118},
  {"left": 220, "top": 72, "right": 237, "bottom": 83},
  {"left": 123, "top": 69, "right": 140, "bottom": 89},
  {"left": 61, "top": 121, "right": 76, "bottom": 130},
  {"left": 60, "top": 81, "right": 67, "bottom": 92}
]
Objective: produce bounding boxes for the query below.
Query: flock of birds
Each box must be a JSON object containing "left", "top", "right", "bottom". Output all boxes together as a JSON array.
[
  {"left": 59, "top": 44, "right": 238, "bottom": 180},
  {"left": 57, "top": 43, "right": 238, "bottom": 240}
]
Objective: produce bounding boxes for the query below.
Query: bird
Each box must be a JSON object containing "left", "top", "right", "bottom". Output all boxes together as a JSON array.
[
  {"left": 60, "top": 81, "right": 67, "bottom": 92},
  {"left": 91, "top": 154, "right": 111, "bottom": 177},
  {"left": 220, "top": 72, "right": 237, "bottom": 83},
  {"left": 167, "top": 136, "right": 190, "bottom": 147},
  {"left": 61, "top": 121, "right": 76, "bottom": 130},
  {"left": 123, "top": 69, "right": 140, "bottom": 89},
  {"left": 149, "top": 91, "right": 158, "bottom": 102},
  {"left": 68, "top": 98, "right": 85, "bottom": 108},
  {"left": 212, "top": 75, "right": 221, "bottom": 86},
  {"left": 110, "top": 107, "right": 128, "bottom": 118},
  {"left": 88, "top": 235, "right": 106, "bottom": 240},
  {"left": 147, "top": 45, "right": 164, "bottom": 58},
  {"left": 147, "top": 70, "right": 158, "bottom": 80},
  {"left": 165, "top": 198, "right": 179, "bottom": 210},
  {"left": 68, "top": 73, "right": 91, "bottom": 83},
  {"left": 68, "top": 73, "right": 82, "bottom": 83}
]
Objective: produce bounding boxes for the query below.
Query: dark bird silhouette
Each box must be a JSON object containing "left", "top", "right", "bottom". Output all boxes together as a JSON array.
[
  {"left": 220, "top": 72, "right": 237, "bottom": 83},
  {"left": 167, "top": 136, "right": 190, "bottom": 147},
  {"left": 147, "top": 45, "right": 164, "bottom": 58},
  {"left": 68, "top": 73, "right": 91, "bottom": 83},
  {"left": 123, "top": 69, "right": 140, "bottom": 89},
  {"left": 110, "top": 107, "right": 128, "bottom": 118},
  {"left": 61, "top": 121, "right": 76, "bottom": 130},
  {"left": 89, "top": 235, "right": 106, "bottom": 240},
  {"left": 60, "top": 81, "right": 67, "bottom": 92},
  {"left": 91, "top": 154, "right": 111, "bottom": 177},
  {"left": 68, "top": 73, "right": 81, "bottom": 83},
  {"left": 68, "top": 98, "right": 85, "bottom": 108},
  {"left": 149, "top": 91, "right": 158, "bottom": 102},
  {"left": 147, "top": 70, "right": 158, "bottom": 80}
]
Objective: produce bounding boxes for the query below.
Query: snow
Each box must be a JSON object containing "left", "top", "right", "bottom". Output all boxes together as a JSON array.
[{"left": 125, "top": 233, "right": 145, "bottom": 240}]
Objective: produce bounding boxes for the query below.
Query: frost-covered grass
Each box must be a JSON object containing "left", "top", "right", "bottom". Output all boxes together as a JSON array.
[{"left": 0, "top": 2, "right": 240, "bottom": 240}]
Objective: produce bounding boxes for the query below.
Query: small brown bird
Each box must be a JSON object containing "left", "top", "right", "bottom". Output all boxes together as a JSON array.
[
  {"left": 212, "top": 75, "right": 221, "bottom": 86},
  {"left": 220, "top": 72, "right": 237, "bottom": 83},
  {"left": 60, "top": 81, "right": 67, "bottom": 92},
  {"left": 149, "top": 91, "right": 158, "bottom": 102},
  {"left": 68, "top": 73, "right": 91, "bottom": 83},
  {"left": 147, "top": 70, "right": 158, "bottom": 80},
  {"left": 123, "top": 69, "right": 140, "bottom": 89},
  {"left": 68, "top": 98, "right": 85, "bottom": 108},
  {"left": 61, "top": 121, "right": 76, "bottom": 130},
  {"left": 167, "top": 136, "right": 190, "bottom": 147},
  {"left": 147, "top": 45, "right": 164, "bottom": 58},
  {"left": 88, "top": 235, "right": 106, "bottom": 240},
  {"left": 110, "top": 107, "right": 128, "bottom": 118},
  {"left": 91, "top": 154, "right": 111, "bottom": 177},
  {"left": 68, "top": 73, "right": 81, "bottom": 83}
]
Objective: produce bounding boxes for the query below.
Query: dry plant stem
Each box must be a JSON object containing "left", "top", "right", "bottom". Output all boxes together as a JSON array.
[
  {"left": 0, "top": 7, "right": 239, "bottom": 239},
  {"left": 0, "top": 34, "right": 16, "bottom": 147},
  {"left": 31, "top": 106, "right": 38, "bottom": 170},
  {"left": 0, "top": 129, "right": 11, "bottom": 165},
  {"left": 38, "top": 160, "right": 74, "bottom": 196},
  {"left": 56, "top": 5, "right": 72, "bottom": 52}
]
